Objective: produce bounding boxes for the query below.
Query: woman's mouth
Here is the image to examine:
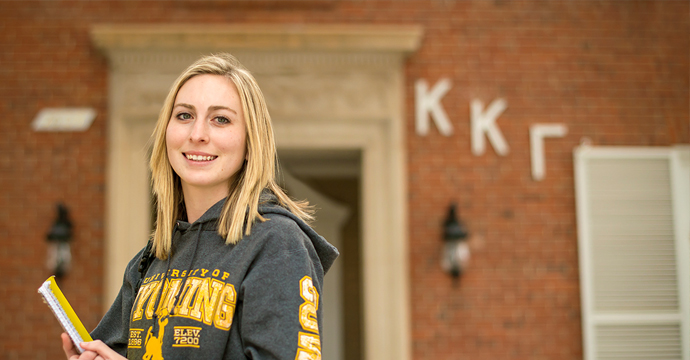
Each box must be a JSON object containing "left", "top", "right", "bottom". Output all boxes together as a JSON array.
[{"left": 185, "top": 153, "right": 218, "bottom": 161}]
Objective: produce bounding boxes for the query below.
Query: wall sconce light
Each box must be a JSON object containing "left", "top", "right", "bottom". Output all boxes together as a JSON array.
[
  {"left": 442, "top": 203, "right": 470, "bottom": 278},
  {"left": 46, "top": 203, "right": 73, "bottom": 278}
]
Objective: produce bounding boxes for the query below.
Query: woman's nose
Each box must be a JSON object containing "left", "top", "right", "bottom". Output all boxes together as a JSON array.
[{"left": 189, "top": 119, "right": 209, "bottom": 142}]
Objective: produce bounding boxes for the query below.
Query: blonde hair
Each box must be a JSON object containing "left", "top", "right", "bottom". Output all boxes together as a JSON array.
[{"left": 149, "top": 53, "right": 312, "bottom": 259}]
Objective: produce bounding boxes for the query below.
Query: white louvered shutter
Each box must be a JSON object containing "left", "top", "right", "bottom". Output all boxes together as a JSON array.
[{"left": 574, "top": 146, "right": 690, "bottom": 360}]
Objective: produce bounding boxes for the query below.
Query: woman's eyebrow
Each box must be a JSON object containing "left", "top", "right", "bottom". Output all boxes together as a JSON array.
[
  {"left": 173, "top": 103, "right": 195, "bottom": 110},
  {"left": 173, "top": 103, "right": 237, "bottom": 115},
  {"left": 209, "top": 105, "right": 237, "bottom": 115}
]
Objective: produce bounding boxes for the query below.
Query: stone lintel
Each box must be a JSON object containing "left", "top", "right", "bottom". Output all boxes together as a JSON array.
[{"left": 91, "top": 24, "right": 424, "bottom": 54}]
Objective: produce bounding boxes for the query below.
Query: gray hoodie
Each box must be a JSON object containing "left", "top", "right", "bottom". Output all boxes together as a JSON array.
[{"left": 91, "top": 191, "right": 339, "bottom": 359}]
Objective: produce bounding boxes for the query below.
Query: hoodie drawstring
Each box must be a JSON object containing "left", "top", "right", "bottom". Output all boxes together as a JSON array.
[
  {"left": 152, "top": 222, "right": 203, "bottom": 330},
  {"left": 170, "top": 225, "right": 202, "bottom": 314}
]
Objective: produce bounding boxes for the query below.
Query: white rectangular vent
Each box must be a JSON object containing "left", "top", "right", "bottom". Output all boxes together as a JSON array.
[
  {"left": 596, "top": 324, "right": 681, "bottom": 360},
  {"left": 587, "top": 158, "right": 678, "bottom": 312},
  {"left": 575, "top": 146, "right": 690, "bottom": 360}
]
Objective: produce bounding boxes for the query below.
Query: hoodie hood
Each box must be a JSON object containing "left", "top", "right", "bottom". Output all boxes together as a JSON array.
[
  {"left": 257, "top": 190, "right": 339, "bottom": 274},
  {"left": 175, "top": 190, "right": 339, "bottom": 274}
]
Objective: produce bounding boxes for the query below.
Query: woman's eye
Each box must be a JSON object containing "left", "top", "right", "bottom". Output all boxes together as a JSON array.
[
  {"left": 176, "top": 113, "right": 192, "bottom": 120},
  {"left": 215, "top": 116, "right": 230, "bottom": 124}
]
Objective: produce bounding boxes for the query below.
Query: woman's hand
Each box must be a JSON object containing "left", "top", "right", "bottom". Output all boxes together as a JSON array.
[{"left": 61, "top": 333, "right": 126, "bottom": 360}]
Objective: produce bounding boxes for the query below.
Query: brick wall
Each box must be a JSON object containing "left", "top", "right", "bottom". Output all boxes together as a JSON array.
[
  {"left": 0, "top": 1, "right": 687, "bottom": 359},
  {"left": 406, "top": 2, "right": 688, "bottom": 359},
  {"left": 0, "top": 2, "right": 110, "bottom": 358}
]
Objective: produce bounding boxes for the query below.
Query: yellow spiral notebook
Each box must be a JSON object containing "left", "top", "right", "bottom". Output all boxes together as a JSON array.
[{"left": 38, "top": 276, "right": 93, "bottom": 354}]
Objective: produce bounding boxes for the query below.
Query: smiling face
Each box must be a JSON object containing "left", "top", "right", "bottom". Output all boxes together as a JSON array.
[{"left": 166, "top": 74, "right": 247, "bottom": 201}]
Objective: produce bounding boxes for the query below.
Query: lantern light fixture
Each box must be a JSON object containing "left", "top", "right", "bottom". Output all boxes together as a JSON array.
[
  {"left": 442, "top": 203, "right": 470, "bottom": 278},
  {"left": 46, "top": 203, "right": 73, "bottom": 278}
]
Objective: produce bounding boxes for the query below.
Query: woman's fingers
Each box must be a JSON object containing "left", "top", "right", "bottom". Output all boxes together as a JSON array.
[
  {"left": 61, "top": 333, "right": 78, "bottom": 359},
  {"left": 79, "top": 340, "right": 126, "bottom": 360},
  {"left": 76, "top": 351, "right": 98, "bottom": 360},
  {"left": 62, "top": 336, "right": 124, "bottom": 360},
  {"left": 62, "top": 333, "right": 103, "bottom": 360}
]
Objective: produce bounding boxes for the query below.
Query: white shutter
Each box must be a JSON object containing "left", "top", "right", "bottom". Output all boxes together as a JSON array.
[{"left": 575, "top": 146, "right": 690, "bottom": 360}]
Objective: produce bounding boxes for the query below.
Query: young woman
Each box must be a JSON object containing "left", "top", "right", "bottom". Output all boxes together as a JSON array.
[{"left": 62, "top": 53, "right": 338, "bottom": 360}]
